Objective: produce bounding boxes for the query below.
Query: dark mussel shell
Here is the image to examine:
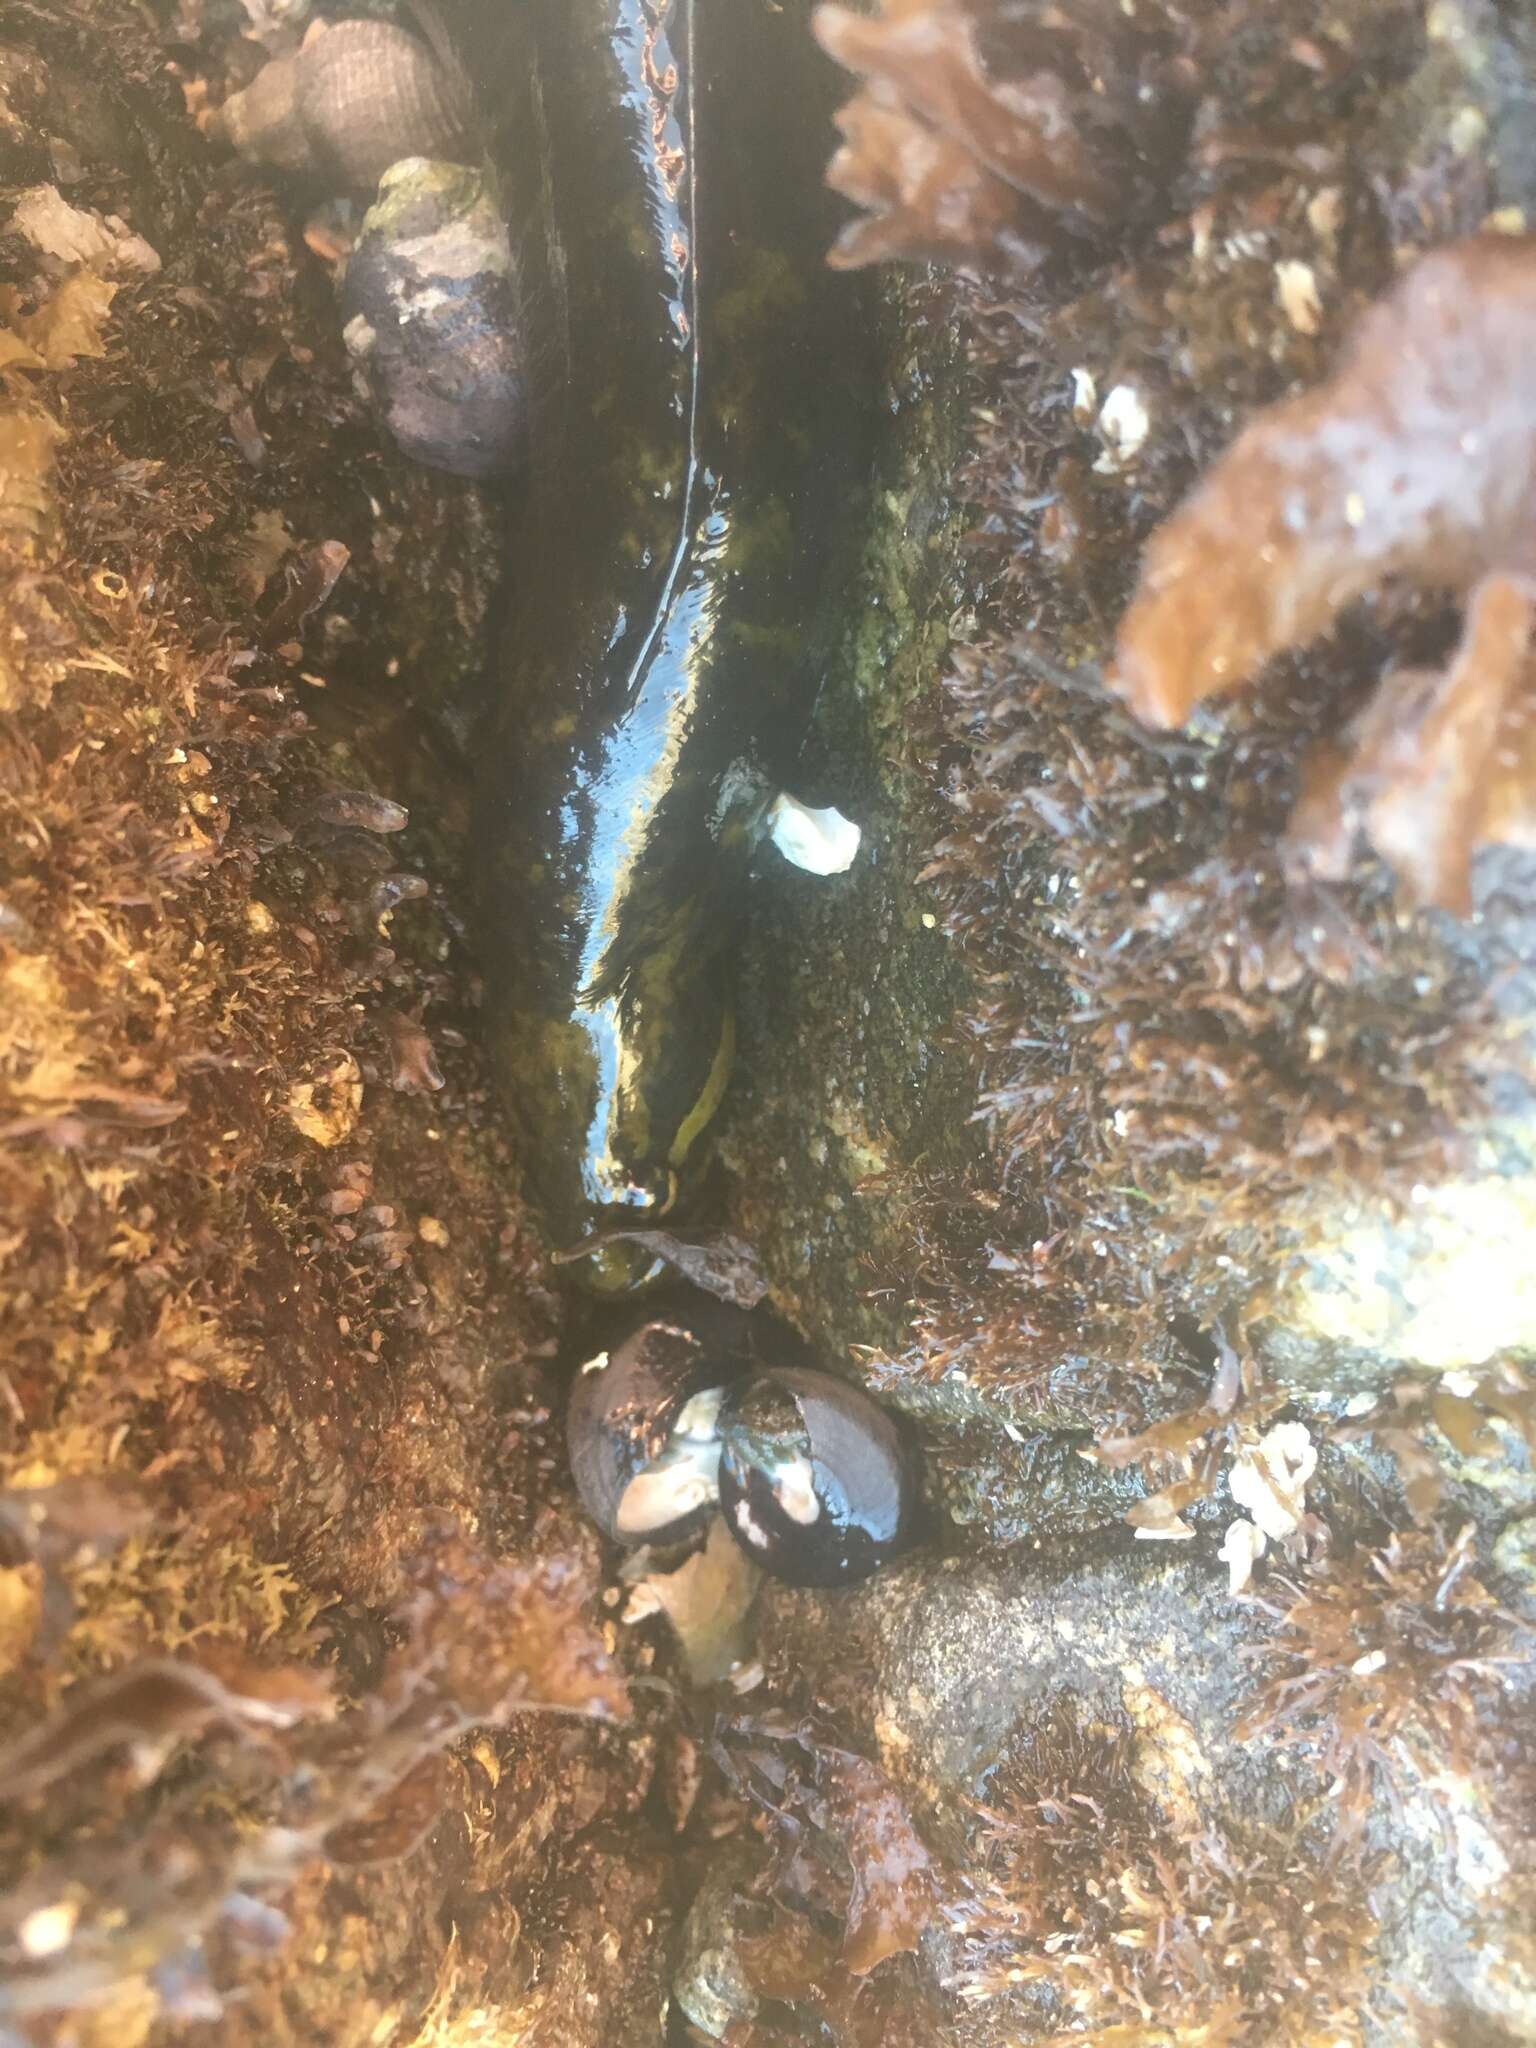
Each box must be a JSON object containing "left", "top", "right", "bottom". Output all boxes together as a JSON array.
[
  {"left": 717, "top": 1369, "right": 916, "bottom": 1587},
  {"left": 567, "top": 1317, "right": 749, "bottom": 1547}
]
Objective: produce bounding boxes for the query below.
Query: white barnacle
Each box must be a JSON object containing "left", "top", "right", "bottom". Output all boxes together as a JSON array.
[
  {"left": 1218, "top": 1517, "right": 1267, "bottom": 1595},
  {"left": 770, "top": 1453, "right": 821, "bottom": 1526},
  {"left": 341, "top": 311, "right": 377, "bottom": 361},
  {"left": 1095, "top": 383, "right": 1149, "bottom": 471},
  {"left": 1275, "top": 259, "right": 1323, "bottom": 336},
  {"left": 734, "top": 1497, "right": 773, "bottom": 1550}
]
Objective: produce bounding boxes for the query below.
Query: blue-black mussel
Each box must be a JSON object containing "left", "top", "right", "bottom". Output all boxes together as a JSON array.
[
  {"left": 717, "top": 1368, "right": 917, "bottom": 1588},
  {"left": 567, "top": 1315, "right": 749, "bottom": 1549},
  {"left": 466, "top": 0, "right": 877, "bottom": 1290},
  {"left": 567, "top": 1307, "right": 918, "bottom": 1587}
]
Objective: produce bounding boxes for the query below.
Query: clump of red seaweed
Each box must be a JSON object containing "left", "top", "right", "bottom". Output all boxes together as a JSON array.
[
  {"left": 1237, "top": 1523, "right": 1530, "bottom": 1845},
  {"left": 951, "top": 1702, "right": 1377, "bottom": 2044},
  {"left": 1115, "top": 233, "right": 1536, "bottom": 911}
]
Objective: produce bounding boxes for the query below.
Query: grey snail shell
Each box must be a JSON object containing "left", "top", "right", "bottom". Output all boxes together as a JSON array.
[
  {"left": 215, "top": 19, "right": 472, "bottom": 193},
  {"left": 340, "top": 157, "right": 525, "bottom": 478}
]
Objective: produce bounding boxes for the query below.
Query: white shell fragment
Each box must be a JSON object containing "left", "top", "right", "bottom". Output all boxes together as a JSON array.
[
  {"left": 1275, "top": 258, "right": 1323, "bottom": 336},
  {"left": 767, "top": 793, "right": 862, "bottom": 875},
  {"left": 1095, "top": 382, "right": 1150, "bottom": 471},
  {"left": 11, "top": 186, "right": 160, "bottom": 276},
  {"left": 1229, "top": 1421, "right": 1317, "bottom": 1541},
  {"left": 1219, "top": 1421, "right": 1319, "bottom": 1596},
  {"left": 1218, "top": 1516, "right": 1267, "bottom": 1594},
  {"left": 19, "top": 1901, "right": 78, "bottom": 1959}
]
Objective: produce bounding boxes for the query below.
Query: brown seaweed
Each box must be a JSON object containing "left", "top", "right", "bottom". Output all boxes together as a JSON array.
[
  {"left": 812, "top": 0, "right": 1184, "bottom": 273},
  {"left": 1287, "top": 573, "right": 1536, "bottom": 912},
  {"left": 0, "top": 24, "right": 662, "bottom": 2027},
  {"left": 952, "top": 1704, "right": 1377, "bottom": 2042},
  {"left": 1116, "top": 237, "right": 1536, "bottom": 729},
  {"left": 0, "top": 1655, "right": 333, "bottom": 1801},
  {"left": 551, "top": 1226, "right": 770, "bottom": 1307},
  {"left": 1237, "top": 1524, "right": 1525, "bottom": 1840},
  {"left": 712, "top": 1715, "right": 936, "bottom": 1995},
  {"left": 0, "top": 1529, "right": 629, "bottom": 2017}
]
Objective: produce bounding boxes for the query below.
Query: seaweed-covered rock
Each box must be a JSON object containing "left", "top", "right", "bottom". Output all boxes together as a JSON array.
[{"left": 0, "top": 8, "right": 671, "bottom": 2041}]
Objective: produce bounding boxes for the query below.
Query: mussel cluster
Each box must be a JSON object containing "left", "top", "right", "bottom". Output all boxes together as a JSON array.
[{"left": 568, "top": 1313, "right": 918, "bottom": 1588}]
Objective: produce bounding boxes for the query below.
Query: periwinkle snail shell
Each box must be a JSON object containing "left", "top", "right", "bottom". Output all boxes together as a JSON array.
[
  {"left": 215, "top": 19, "right": 471, "bottom": 193},
  {"left": 567, "top": 1320, "right": 749, "bottom": 1549},
  {"left": 341, "top": 158, "right": 525, "bottom": 479},
  {"left": 718, "top": 1369, "right": 916, "bottom": 1588}
]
